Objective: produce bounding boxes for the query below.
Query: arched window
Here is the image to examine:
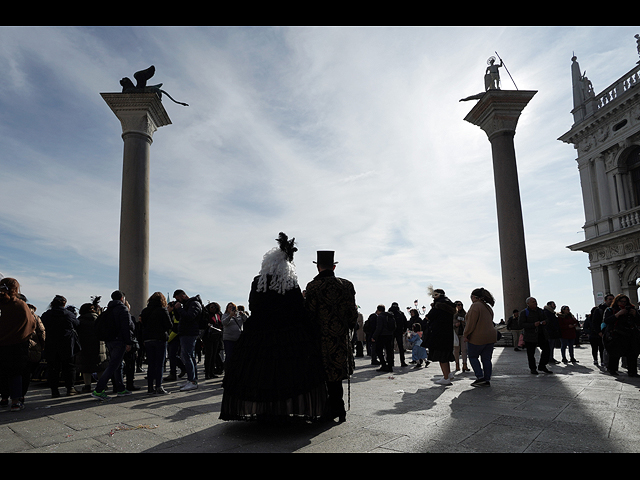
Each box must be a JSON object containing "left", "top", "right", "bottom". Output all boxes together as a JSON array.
[{"left": 626, "top": 147, "right": 640, "bottom": 208}]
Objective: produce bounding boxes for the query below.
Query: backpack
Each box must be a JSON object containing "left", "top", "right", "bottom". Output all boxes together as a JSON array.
[
  {"left": 95, "top": 307, "right": 116, "bottom": 341},
  {"left": 385, "top": 312, "right": 396, "bottom": 332}
]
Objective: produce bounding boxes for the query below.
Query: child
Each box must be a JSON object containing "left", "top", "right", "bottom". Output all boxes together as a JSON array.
[{"left": 407, "top": 323, "right": 428, "bottom": 369}]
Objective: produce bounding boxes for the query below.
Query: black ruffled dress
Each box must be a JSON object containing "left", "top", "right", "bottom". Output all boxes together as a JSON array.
[{"left": 219, "top": 275, "right": 327, "bottom": 422}]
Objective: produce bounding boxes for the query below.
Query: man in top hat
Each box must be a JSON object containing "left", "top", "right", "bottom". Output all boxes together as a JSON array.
[{"left": 305, "top": 250, "right": 358, "bottom": 422}]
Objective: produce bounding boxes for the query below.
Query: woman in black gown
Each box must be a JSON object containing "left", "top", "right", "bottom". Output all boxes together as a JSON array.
[{"left": 219, "top": 233, "right": 327, "bottom": 422}]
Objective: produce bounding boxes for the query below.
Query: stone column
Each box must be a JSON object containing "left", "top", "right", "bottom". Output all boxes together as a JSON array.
[
  {"left": 100, "top": 92, "right": 171, "bottom": 318},
  {"left": 464, "top": 90, "right": 537, "bottom": 320}
]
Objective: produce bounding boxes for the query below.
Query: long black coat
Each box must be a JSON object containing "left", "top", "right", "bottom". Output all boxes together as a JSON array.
[
  {"left": 41, "top": 306, "right": 81, "bottom": 359},
  {"left": 425, "top": 298, "right": 456, "bottom": 351},
  {"left": 75, "top": 312, "right": 108, "bottom": 373}
]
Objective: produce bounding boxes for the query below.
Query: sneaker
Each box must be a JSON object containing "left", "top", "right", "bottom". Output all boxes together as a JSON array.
[
  {"left": 10, "top": 402, "right": 24, "bottom": 412},
  {"left": 471, "top": 379, "right": 490, "bottom": 387},
  {"left": 155, "top": 387, "right": 169, "bottom": 395},
  {"left": 179, "top": 381, "right": 198, "bottom": 392},
  {"left": 435, "top": 377, "right": 452, "bottom": 385},
  {"left": 91, "top": 390, "right": 110, "bottom": 401},
  {"left": 116, "top": 389, "right": 132, "bottom": 396}
]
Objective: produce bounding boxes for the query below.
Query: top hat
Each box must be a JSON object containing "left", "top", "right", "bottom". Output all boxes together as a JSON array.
[{"left": 313, "top": 250, "right": 338, "bottom": 266}]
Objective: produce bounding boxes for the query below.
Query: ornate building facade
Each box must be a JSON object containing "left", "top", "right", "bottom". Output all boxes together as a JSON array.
[{"left": 559, "top": 44, "right": 640, "bottom": 305}]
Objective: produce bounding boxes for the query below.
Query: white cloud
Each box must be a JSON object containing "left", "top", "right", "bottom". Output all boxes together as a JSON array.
[{"left": 1, "top": 26, "right": 638, "bottom": 319}]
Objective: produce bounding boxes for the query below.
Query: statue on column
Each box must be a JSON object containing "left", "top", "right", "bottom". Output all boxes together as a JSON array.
[
  {"left": 485, "top": 56, "right": 503, "bottom": 91},
  {"left": 119, "top": 65, "right": 189, "bottom": 107}
]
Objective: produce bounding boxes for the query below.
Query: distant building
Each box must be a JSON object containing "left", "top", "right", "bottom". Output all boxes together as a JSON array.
[{"left": 559, "top": 45, "right": 640, "bottom": 305}]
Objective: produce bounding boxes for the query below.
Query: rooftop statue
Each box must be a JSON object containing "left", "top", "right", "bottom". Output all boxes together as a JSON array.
[
  {"left": 460, "top": 52, "right": 518, "bottom": 102},
  {"left": 120, "top": 65, "right": 188, "bottom": 106},
  {"left": 485, "top": 56, "right": 503, "bottom": 90}
]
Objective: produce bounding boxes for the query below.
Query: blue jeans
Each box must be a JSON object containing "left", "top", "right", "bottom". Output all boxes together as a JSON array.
[
  {"left": 467, "top": 342, "right": 494, "bottom": 381},
  {"left": 95, "top": 341, "right": 127, "bottom": 393},
  {"left": 561, "top": 338, "right": 575, "bottom": 360},
  {"left": 180, "top": 335, "right": 198, "bottom": 382}
]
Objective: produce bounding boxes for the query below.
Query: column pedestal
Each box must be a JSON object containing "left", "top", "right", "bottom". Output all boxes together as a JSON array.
[
  {"left": 101, "top": 92, "right": 171, "bottom": 317},
  {"left": 464, "top": 90, "right": 537, "bottom": 320}
]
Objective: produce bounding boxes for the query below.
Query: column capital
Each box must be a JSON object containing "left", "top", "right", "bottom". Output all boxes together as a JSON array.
[
  {"left": 464, "top": 90, "right": 537, "bottom": 140},
  {"left": 101, "top": 92, "right": 171, "bottom": 141}
]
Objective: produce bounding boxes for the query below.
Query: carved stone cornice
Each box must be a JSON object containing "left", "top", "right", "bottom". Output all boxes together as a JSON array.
[
  {"left": 101, "top": 92, "right": 171, "bottom": 141},
  {"left": 464, "top": 90, "right": 537, "bottom": 140}
]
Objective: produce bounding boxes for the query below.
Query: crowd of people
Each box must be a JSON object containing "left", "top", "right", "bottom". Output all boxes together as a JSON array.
[
  {"left": 505, "top": 293, "right": 640, "bottom": 377},
  {"left": 1, "top": 256, "right": 640, "bottom": 418},
  {"left": 357, "top": 286, "right": 499, "bottom": 387},
  {"left": 355, "top": 290, "right": 640, "bottom": 388},
  {"left": 0, "top": 233, "right": 359, "bottom": 422}
]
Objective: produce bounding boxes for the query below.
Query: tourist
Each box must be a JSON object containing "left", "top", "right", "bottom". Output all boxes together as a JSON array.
[
  {"left": 587, "top": 293, "right": 613, "bottom": 366},
  {"left": 22, "top": 299, "right": 45, "bottom": 402},
  {"left": 506, "top": 309, "right": 524, "bottom": 351},
  {"left": 140, "top": 292, "right": 173, "bottom": 394},
  {"left": 463, "top": 288, "right": 497, "bottom": 387},
  {"left": 389, "top": 302, "right": 408, "bottom": 367},
  {"left": 202, "top": 302, "right": 223, "bottom": 379},
  {"left": 221, "top": 301, "right": 245, "bottom": 367},
  {"left": 424, "top": 287, "right": 457, "bottom": 385},
  {"left": 164, "top": 301, "right": 185, "bottom": 381},
  {"left": 364, "top": 311, "right": 378, "bottom": 363},
  {"left": 558, "top": 305, "right": 579, "bottom": 364},
  {"left": 40, "top": 295, "right": 81, "bottom": 398},
  {"left": 75, "top": 302, "right": 108, "bottom": 393},
  {"left": 603, "top": 294, "right": 639, "bottom": 377},
  {"left": 91, "top": 290, "right": 136, "bottom": 400},
  {"left": 543, "top": 301, "right": 561, "bottom": 364},
  {"left": 354, "top": 307, "right": 365, "bottom": 358},
  {"left": 453, "top": 300, "right": 469, "bottom": 372},
  {"left": 408, "top": 323, "right": 428, "bottom": 368},
  {"left": 0, "top": 278, "right": 36, "bottom": 411},
  {"left": 372, "top": 304, "right": 395, "bottom": 373},
  {"left": 305, "top": 249, "right": 359, "bottom": 422},
  {"left": 220, "top": 233, "right": 328, "bottom": 422},
  {"left": 521, "top": 297, "right": 553, "bottom": 374},
  {"left": 173, "top": 289, "right": 204, "bottom": 392}
]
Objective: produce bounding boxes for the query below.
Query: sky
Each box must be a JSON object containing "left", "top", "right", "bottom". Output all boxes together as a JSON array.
[{"left": 1, "top": 25, "right": 639, "bottom": 321}]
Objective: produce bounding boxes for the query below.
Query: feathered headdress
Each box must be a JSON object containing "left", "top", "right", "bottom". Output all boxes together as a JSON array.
[{"left": 256, "top": 232, "right": 299, "bottom": 295}]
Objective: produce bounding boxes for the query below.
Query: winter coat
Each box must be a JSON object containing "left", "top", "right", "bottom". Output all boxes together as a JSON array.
[
  {"left": 463, "top": 301, "right": 497, "bottom": 345},
  {"left": 222, "top": 311, "right": 245, "bottom": 342},
  {"left": 75, "top": 312, "right": 108, "bottom": 373},
  {"left": 543, "top": 306, "right": 561, "bottom": 339},
  {"left": 425, "top": 297, "right": 456, "bottom": 351},
  {"left": 41, "top": 305, "right": 81, "bottom": 358},
  {"left": 305, "top": 269, "right": 358, "bottom": 383},
  {"left": 0, "top": 297, "right": 36, "bottom": 347},
  {"left": 140, "top": 301, "right": 173, "bottom": 342},
  {"left": 176, "top": 295, "right": 203, "bottom": 337},
  {"left": 520, "top": 306, "right": 548, "bottom": 344},
  {"left": 373, "top": 312, "right": 395, "bottom": 339},
  {"left": 106, "top": 299, "right": 135, "bottom": 345},
  {"left": 558, "top": 312, "right": 578, "bottom": 340},
  {"left": 28, "top": 314, "right": 46, "bottom": 364}
]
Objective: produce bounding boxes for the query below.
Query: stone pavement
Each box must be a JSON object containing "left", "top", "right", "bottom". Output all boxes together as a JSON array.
[{"left": 1, "top": 342, "right": 640, "bottom": 453}]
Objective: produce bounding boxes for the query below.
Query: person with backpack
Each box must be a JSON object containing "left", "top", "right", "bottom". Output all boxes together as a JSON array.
[
  {"left": 91, "top": 290, "right": 136, "bottom": 400},
  {"left": 173, "top": 289, "right": 203, "bottom": 392},
  {"left": 40, "top": 295, "right": 81, "bottom": 398},
  {"left": 389, "top": 302, "right": 409, "bottom": 367},
  {"left": 372, "top": 304, "right": 395, "bottom": 373}
]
